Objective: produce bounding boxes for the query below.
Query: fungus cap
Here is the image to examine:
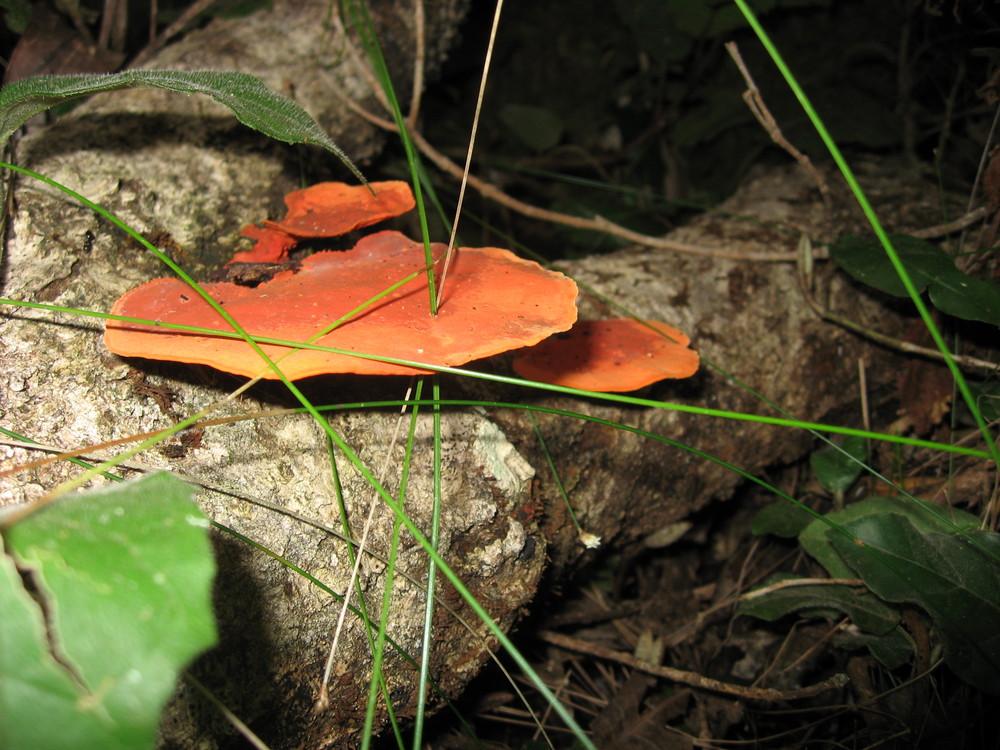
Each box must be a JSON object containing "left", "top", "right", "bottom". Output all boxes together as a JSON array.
[
  {"left": 512, "top": 318, "right": 699, "bottom": 392},
  {"left": 231, "top": 181, "right": 415, "bottom": 264},
  {"left": 105, "top": 230, "right": 579, "bottom": 379}
]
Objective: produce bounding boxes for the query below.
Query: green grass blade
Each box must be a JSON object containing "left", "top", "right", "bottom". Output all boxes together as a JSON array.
[
  {"left": 340, "top": 0, "right": 438, "bottom": 311},
  {"left": 3, "top": 296, "right": 991, "bottom": 462},
  {"left": 732, "top": 0, "right": 999, "bottom": 475},
  {"left": 362, "top": 387, "right": 423, "bottom": 749},
  {"left": 412, "top": 377, "right": 444, "bottom": 748}
]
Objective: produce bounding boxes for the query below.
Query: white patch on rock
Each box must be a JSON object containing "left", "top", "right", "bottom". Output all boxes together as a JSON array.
[{"left": 473, "top": 420, "right": 534, "bottom": 498}]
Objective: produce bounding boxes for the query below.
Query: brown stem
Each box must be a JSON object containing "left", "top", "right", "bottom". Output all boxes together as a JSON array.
[{"left": 539, "top": 630, "right": 848, "bottom": 701}]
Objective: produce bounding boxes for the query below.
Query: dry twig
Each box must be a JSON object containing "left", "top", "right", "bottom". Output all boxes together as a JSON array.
[
  {"left": 129, "top": 0, "right": 218, "bottom": 69},
  {"left": 795, "top": 237, "right": 998, "bottom": 373},
  {"left": 345, "top": 100, "right": 800, "bottom": 262},
  {"left": 725, "top": 41, "right": 831, "bottom": 207},
  {"left": 539, "top": 630, "right": 848, "bottom": 702}
]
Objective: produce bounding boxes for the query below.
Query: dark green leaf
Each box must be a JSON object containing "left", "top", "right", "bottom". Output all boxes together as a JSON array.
[
  {"left": 972, "top": 380, "right": 1000, "bottom": 422},
  {"left": 612, "top": 0, "right": 694, "bottom": 62},
  {"left": 0, "top": 70, "right": 362, "bottom": 181},
  {"left": 834, "top": 626, "right": 913, "bottom": 669},
  {"left": 927, "top": 266, "right": 1000, "bottom": 326},
  {"left": 830, "top": 233, "right": 1000, "bottom": 326},
  {"left": 829, "top": 233, "right": 953, "bottom": 298},
  {"left": 751, "top": 501, "right": 815, "bottom": 538},
  {"left": 0, "top": 0, "right": 32, "bottom": 33},
  {"left": 810, "top": 435, "right": 867, "bottom": 494},
  {"left": 499, "top": 103, "right": 564, "bottom": 152},
  {"left": 830, "top": 517, "right": 1000, "bottom": 695},
  {"left": 738, "top": 574, "right": 901, "bottom": 635},
  {"left": 1, "top": 473, "right": 217, "bottom": 749},
  {"left": 800, "top": 495, "right": 981, "bottom": 579}
]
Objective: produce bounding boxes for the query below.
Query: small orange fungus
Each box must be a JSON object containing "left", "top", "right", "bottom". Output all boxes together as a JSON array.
[
  {"left": 512, "top": 318, "right": 699, "bottom": 392},
  {"left": 231, "top": 181, "right": 415, "bottom": 264}
]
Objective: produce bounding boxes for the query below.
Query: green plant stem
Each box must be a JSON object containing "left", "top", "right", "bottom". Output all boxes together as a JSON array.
[
  {"left": 412, "top": 377, "right": 443, "bottom": 748},
  {"left": 0, "top": 426, "right": 125, "bottom": 483},
  {"left": 5, "top": 297, "right": 988, "bottom": 462},
  {"left": 732, "top": 0, "right": 999, "bottom": 477},
  {"left": 528, "top": 412, "right": 585, "bottom": 536},
  {"left": 340, "top": 0, "right": 438, "bottom": 313},
  {"left": 362, "top": 385, "right": 423, "bottom": 749}
]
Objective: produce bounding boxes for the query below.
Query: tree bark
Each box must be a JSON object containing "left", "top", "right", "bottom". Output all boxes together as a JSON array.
[
  {"left": 477, "top": 160, "right": 916, "bottom": 579},
  {"left": 0, "top": 2, "right": 927, "bottom": 747}
]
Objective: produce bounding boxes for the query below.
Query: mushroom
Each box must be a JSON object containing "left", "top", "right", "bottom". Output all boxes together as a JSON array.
[
  {"left": 512, "top": 318, "right": 699, "bottom": 392},
  {"left": 230, "top": 181, "right": 415, "bottom": 264},
  {"left": 231, "top": 224, "right": 298, "bottom": 265},
  {"left": 105, "top": 230, "right": 579, "bottom": 379}
]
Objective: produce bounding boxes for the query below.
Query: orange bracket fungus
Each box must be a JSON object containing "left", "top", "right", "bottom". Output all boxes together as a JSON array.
[
  {"left": 105, "top": 230, "right": 578, "bottom": 379},
  {"left": 230, "top": 180, "right": 415, "bottom": 264},
  {"left": 512, "top": 318, "right": 699, "bottom": 392}
]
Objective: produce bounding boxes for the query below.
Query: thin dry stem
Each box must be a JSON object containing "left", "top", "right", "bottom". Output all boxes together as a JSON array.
[
  {"left": 539, "top": 630, "right": 848, "bottom": 701},
  {"left": 909, "top": 206, "right": 986, "bottom": 239},
  {"left": 317, "top": 382, "right": 415, "bottom": 709},
  {"left": 405, "top": 0, "right": 425, "bottom": 130},
  {"left": 725, "top": 41, "right": 832, "bottom": 207},
  {"left": 185, "top": 673, "right": 272, "bottom": 750},
  {"left": 859, "top": 358, "right": 871, "bottom": 434},
  {"left": 130, "top": 0, "right": 218, "bottom": 69},
  {"left": 345, "top": 99, "right": 800, "bottom": 262},
  {"left": 436, "top": 0, "right": 505, "bottom": 307}
]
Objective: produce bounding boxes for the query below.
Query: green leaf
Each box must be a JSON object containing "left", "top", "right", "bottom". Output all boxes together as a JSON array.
[
  {"left": 799, "top": 496, "right": 981, "bottom": 580},
  {"left": 829, "top": 517, "right": 1000, "bottom": 695},
  {"left": 829, "top": 233, "right": 954, "bottom": 298},
  {"left": 499, "top": 103, "right": 564, "bottom": 152},
  {"left": 927, "top": 265, "right": 1000, "bottom": 326},
  {"left": 1, "top": 473, "right": 217, "bottom": 750},
  {"left": 972, "top": 379, "right": 1000, "bottom": 422},
  {"left": 0, "top": 548, "right": 116, "bottom": 749},
  {"left": 751, "top": 501, "right": 815, "bottom": 538},
  {"left": 830, "top": 233, "right": 1000, "bottom": 326},
  {"left": 0, "top": 0, "right": 32, "bottom": 33},
  {"left": 738, "top": 574, "right": 901, "bottom": 636},
  {"left": 834, "top": 626, "right": 913, "bottom": 669},
  {"left": 810, "top": 434, "right": 867, "bottom": 494},
  {"left": 0, "top": 70, "right": 363, "bottom": 181}
]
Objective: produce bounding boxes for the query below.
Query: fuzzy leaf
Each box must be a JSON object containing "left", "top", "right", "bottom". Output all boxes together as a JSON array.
[{"left": 0, "top": 69, "right": 362, "bottom": 181}]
